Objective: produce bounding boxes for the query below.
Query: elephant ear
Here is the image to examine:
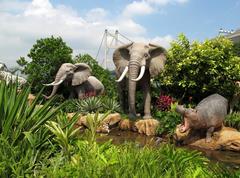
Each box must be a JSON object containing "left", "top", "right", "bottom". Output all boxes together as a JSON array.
[
  {"left": 72, "top": 63, "right": 92, "bottom": 86},
  {"left": 149, "top": 43, "right": 167, "bottom": 78},
  {"left": 113, "top": 43, "right": 133, "bottom": 75}
]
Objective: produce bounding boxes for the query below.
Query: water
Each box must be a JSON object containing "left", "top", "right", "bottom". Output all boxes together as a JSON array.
[{"left": 97, "top": 128, "right": 240, "bottom": 168}]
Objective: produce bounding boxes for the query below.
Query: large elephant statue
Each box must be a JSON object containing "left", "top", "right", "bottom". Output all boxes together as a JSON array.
[
  {"left": 43, "top": 63, "right": 105, "bottom": 99},
  {"left": 113, "top": 42, "right": 166, "bottom": 119}
]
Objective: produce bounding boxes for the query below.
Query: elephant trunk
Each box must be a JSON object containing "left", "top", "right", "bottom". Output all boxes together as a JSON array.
[
  {"left": 44, "top": 69, "right": 66, "bottom": 99},
  {"left": 128, "top": 60, "right": 140, "bottom": 118}
]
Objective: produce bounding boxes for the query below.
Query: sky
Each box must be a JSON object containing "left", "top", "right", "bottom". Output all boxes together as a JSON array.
[{"left": 0, "top": 0, "right": 240, "bottom": 68}]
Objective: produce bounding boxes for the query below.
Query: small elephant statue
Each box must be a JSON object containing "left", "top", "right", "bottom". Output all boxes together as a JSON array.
[
  {"left": 176, "top": 94, "right": 228, "bottom": 142},
  {"left": 113, "top": 42, "right": 166, "bottom": 119},
  {"left": 43, "top": 63, "right": 104, "bottom": 99}
]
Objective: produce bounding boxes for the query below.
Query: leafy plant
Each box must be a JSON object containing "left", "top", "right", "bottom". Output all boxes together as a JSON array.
[
  {"left": 155, "top": 110, "right": 182, "bottom": 136},
  {"left": 101, "top": 97, "right": 121, "bottom": 113},
  {"left": 0, "top": 81, "right": 63, "bottom": 176},
  {"left": 45, "top": 118, "right": 79, "bottom": 161},
  {"left": 225, "top": 112, "right": 240, "bottom": 130},
  {"left": 76, "top": 97, "right": 102, "bottom": 114}
]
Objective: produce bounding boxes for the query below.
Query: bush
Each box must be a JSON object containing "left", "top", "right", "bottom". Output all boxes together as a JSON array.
[
  {"left": 17, "top": 36, "right": 73, "bottom": 93},
  {"left": 155, "top": 111, "right": 182, "bottom": 136},
  {"left": 225, "top": 112, "right": 240, "bottom": 130},
  {"left": 158, "top": 34, "right": 240, "bottom": 103},
  {"left": 73, "top": 54, "right": 117, "bottom": 99}
]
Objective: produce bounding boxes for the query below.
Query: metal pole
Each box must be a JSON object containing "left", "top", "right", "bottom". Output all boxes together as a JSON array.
[
  {"left": 115, "top": 30, "right": 119, "bottom": 47},
  {"left": 104, "top": 29, "right": 108, "bottom": 69}
]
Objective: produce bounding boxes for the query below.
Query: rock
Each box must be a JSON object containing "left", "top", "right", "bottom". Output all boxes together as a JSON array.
[
  {"left": 67, "top": 113, "right": 122, "bottom": 133},
  {"left": 101, "top": 113, "right": 121, "bottom": 127},
  {"left": 175, "top": 126, "right": 240, "bottom": 152},
  {"left": 134, "top": 119, "right": 159, "bottom": 136},
  {"left": 119, "top": 119, "right": 135, "bottom": 131}
]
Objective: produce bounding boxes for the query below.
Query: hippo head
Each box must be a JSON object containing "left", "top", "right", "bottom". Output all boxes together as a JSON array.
[{"left": 176, "top": 105, "right": 198, "bottom": 133}]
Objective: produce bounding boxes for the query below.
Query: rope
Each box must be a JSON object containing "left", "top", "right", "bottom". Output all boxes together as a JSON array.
[{"left": 95, "top": 32, "right": 105, "bottom": 60}]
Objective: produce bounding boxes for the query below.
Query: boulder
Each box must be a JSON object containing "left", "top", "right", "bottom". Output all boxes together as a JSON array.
[
  {"left": 118, "top": 119, "right": 135, "bottom": 131},
  {"left": 67, "top": 113, "right": 121, "bottom": 133},
  {"left": 175, "top": 125, "right": 240, "bottom": 152},
  {"left": 134, "top": 119, "right": 159, "bottom": 136}
]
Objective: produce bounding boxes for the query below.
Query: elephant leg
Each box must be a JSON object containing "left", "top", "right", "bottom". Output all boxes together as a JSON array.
[
  {"left": 142, "top": 75, "right": 152, "bottom": 119},
  {"left": 118, "top": 81, "right": 128, "bottom": 113}
]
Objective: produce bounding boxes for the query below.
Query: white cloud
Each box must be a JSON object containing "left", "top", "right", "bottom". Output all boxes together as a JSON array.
[
  {"left": 147, "top": 0, "right": 189, "bottom": 5},
  {"left": 0, "top": 0, "right": 174, "bottom": 69},
  {"left": 122, "top": 1, "right": 154, "bottom": 17}
]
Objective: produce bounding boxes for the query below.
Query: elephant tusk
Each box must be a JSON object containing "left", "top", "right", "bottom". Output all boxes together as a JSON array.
[
  {"left": 43, "top": 81, "right": 56, "bottom": 86},
  {"left": 116, "top": 66, "right": 128, "bottom": 82},
  {"left": 43, "top": 79, "right": 64, "bottom": 86},
  {"left": 51, "top": 79, "right": 64, "bottom": 86},
  {"left": 131, "top": 66, "right": 145, "bottom": 82}
]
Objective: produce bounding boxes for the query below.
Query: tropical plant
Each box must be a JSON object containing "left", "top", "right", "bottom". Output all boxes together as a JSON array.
[
  {"left": 158, "top": 34, "right": 240, "bottom": 103},
  {"left": 45, "top": 117, "right": 80, "bottom": 161},
  {"left": 0, "top": 81, "right": 63, "bottom": 176},
  {"left": 101, "top": 97, "right": 121, "bottom": 113},
  {"left": 76, "top": 97, "right": 102, "bottom": 114},
  {"left": 17, "top": 36, "right": 73, "bottom": 93}
]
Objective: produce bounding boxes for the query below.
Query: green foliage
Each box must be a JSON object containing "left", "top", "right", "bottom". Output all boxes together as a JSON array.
[
  {"left": 75, "top": 96, "right": 120, "bottom": 114},
  {"left": 38, "top": 142, "right": 234, "bottom": 178},
  {"left": 74, "top": 54, "right": 117, "bottom": 98},
  {"left": 155, "top": 111, "right": 182, "bottom": 136},
  {"left": 233, "top": 41, "right": 240, "bottom": 57},
  {"left": 101, "top": 96, "right": 121, "bottom": 113},
  {"left": 225, "top": 112, "right": 240, "bottom": 130},
  {"left": 45, "top": 118, "right": 80, "bottom": 161},
  {"left": 76, "top": 97, "right": 102, "bottom": 114},
  {"left": 158, "top": 34, "right": 240, "bottom": 102},
  {"left": 17, "top": 36, "right": 73, "bottom": 93},
  {"left": 0, "top": 81, "right": 63, "bottom": 176}
]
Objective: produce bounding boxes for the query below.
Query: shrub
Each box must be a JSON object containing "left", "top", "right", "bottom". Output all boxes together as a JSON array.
[
  {"left": 225, "top": 112, "right": 240, "bottom": 130},
  {"left": 158, "top": 34, "right": 240, "bottom": 103},
  {"left": 155, "top": 111, "right": 182, "bottom": 136}
]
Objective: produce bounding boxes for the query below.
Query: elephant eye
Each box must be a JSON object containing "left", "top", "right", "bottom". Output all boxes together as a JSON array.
[{"left": 144, "top": 53, "right": 149, "bottom": 58}]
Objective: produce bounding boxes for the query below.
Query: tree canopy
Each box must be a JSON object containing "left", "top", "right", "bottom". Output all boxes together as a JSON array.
[{"left": 156, "top": 34, "right": 240, "bottom": 103}]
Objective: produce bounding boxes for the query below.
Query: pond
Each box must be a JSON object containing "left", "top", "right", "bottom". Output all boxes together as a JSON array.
[{"left": 97, "top": 128, "right": 240, "bottom": 169}]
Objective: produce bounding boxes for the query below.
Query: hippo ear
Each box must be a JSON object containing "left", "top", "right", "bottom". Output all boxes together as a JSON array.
[{"left": 175, "top": 105, "right": 186, "bottom": 115}]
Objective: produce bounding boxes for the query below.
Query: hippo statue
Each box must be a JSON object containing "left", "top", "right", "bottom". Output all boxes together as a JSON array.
[{"left": 176, "top": 94, "right": 228, "bottom": 142}]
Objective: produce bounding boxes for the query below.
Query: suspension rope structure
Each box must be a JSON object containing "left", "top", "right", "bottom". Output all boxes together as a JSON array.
[{"left": 95, "top": 29, "right": 132, "bottom": 69}]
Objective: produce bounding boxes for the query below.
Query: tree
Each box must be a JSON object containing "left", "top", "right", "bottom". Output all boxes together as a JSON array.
[
  {"left": 17, "top": 36, "right": 73, "bottom": 93},
  {"left": 156, "top": 34, "right": 240, "bottom": 103},
  {"left": 73, "top": 54, "right": 117, "bottom": 98},
  {"left": 233, "top": 41, "right": 240, "bottom": 57}
]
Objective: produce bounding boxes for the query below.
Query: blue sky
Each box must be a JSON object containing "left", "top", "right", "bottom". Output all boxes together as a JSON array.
[{"left": 0, "top": 0, "right": 240, "bottom": 67}]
